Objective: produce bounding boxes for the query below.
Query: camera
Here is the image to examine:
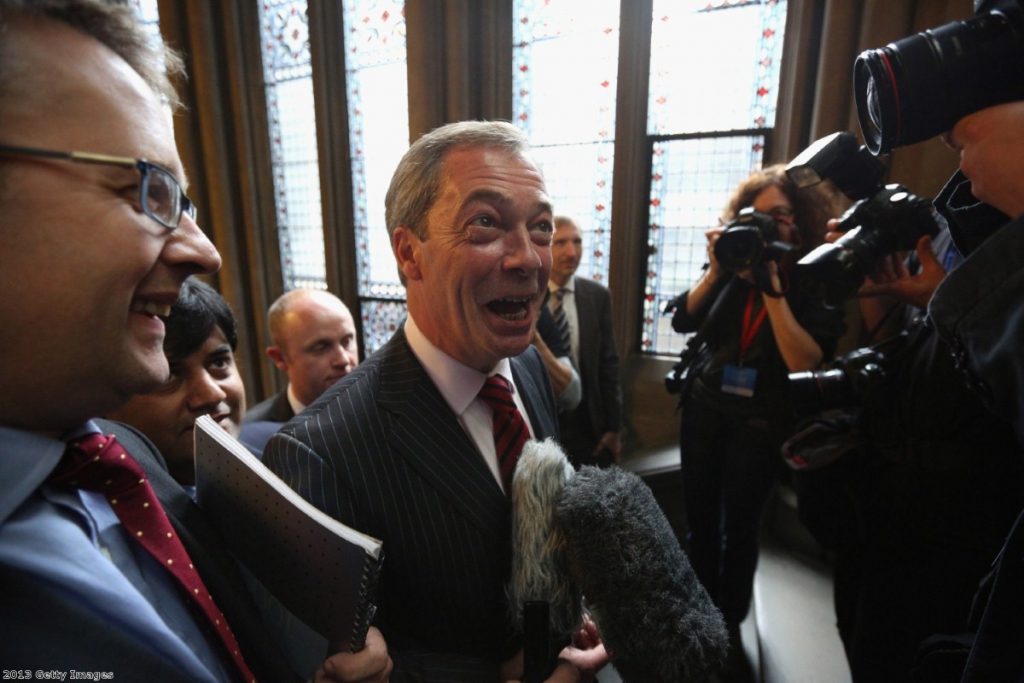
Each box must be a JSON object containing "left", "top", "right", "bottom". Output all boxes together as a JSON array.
[
  {"left": 787, "top": 330, "right": 909, "bottom": 413},
  {"left": 786, "top": 132, "right": 941, "bottom": 306},
  {"left": 854, "top": 0, "right": 1024, "bottom": 155},
  {"left": 665, "top": 338, "right": 708, "bottom": 396},
  {"left": 714, "top": 207, "right": 794, "bottom": 272}
]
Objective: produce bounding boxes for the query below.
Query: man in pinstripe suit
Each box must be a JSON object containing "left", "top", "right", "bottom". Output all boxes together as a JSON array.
[{"left": 265, "top": 122, "right": 605, "bottom": 682}]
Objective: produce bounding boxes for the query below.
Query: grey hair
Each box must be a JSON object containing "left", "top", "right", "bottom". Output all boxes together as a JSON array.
[
  {"left": 384, "top": 120, "right": 533, "bottom": 241},
  {"left": 0, "top": 0, "right": 184, "bottom": 110},
  {"left": 507, "top": 438, "right": 582, "bottom": 638}
]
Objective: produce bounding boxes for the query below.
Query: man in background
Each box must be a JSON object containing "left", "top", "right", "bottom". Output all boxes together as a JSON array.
[
  {"left": 265, "top": 121, "right": 605, "bottom": 681},
  {"left": 108, "top": 277, "right": 246, "bottom": 489},
  {"left": 548, "top": 216, "right": 623, "bottom": 467},
  {"left": 0, "top": 3, "right": 389, "bottom": 680},
  {"left": 241, "top": 288, "right": 359, "bottom": 451}
]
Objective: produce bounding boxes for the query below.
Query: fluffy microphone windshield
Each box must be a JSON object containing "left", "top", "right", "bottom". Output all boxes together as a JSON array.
[
  {"left": 508, "top": 438, "right": 581, "bottom": 637},
  {"left": 554, "top": 466, "right": 728, "bottom": 682}
]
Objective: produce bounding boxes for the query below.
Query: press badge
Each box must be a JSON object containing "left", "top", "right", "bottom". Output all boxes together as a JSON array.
[{"left": 721, "top": 364, "right": 757, "bottom": 397}]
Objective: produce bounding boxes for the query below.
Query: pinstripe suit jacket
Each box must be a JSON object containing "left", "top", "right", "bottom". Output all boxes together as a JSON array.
[{"left": 263, "top": 328, "right": 559, "bottom": 682}]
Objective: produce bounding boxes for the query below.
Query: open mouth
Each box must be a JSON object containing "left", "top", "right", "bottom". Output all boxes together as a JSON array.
[
  {"left": 130, "top": 299, "right": 172, "bottom": 319},
  {"left": 486, "top": 296, "right": 533, "bottom": 322}
]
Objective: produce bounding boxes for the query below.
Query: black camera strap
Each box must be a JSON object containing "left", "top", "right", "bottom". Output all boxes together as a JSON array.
[{"left": 667, "top": 274, "right": 741, "bottom": 403}]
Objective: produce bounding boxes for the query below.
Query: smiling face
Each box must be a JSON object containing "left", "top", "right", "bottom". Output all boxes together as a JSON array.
[
  {"left": 108, "top": 326, "right": 244, "bottom": 485},
  {"left": 0, "top": 16, "right": 221, "bottom": 430},
  {"left": 394, "top": 145, "right": 553, "bottom": 372}
]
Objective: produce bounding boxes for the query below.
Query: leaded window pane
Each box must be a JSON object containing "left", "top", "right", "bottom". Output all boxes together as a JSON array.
[
  {"left": 258, "top": 0, "right": 327, "bottom": 291},
  {"left": 342, "top": 0, "right": 409, "bottom": 355},
  {"left": 512, "top": 0, "right": 620, "bottom": 283},
  {"left": 648, "top": 0, "right": 786, "bottom": 135},
  {"left": 643, "top": 0, "right": 787, "bottom": 356}
]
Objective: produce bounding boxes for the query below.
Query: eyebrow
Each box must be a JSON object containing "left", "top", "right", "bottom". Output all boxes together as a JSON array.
[{"left": 461, "top": 188, "right": 553, "bottom": 218}]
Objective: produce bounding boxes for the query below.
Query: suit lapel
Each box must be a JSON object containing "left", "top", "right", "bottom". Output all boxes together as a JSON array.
[
  {"left": 271, "top": 391, "right": 295, "bottom": 422},
  {"left": 574, "top": 279, "right": 597, "bottom": 373},
  {"left": 511, "top": 351, "right": 557, "bottom": 441},
  {"left": 375, "top": 331, "right": 509, "bottom": 534}
]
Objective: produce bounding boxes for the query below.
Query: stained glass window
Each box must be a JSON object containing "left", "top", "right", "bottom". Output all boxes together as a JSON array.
[
  {"left": 258, "top": 0, "right": 327, "bottom": 291},
  {"left": 641, "top": 0, "right": 787, "bottom": 356},
  {"left": 512, "top": 0, "right": 620, "bottom": 284},
  {"left": 342, "top": 0, "right": 409, "bottom": 355},
  {"left": 130, "top": 0, "right": 161, "bottom": 35},
  {"left": 129, "top": 0, "right": 164, "bottom": 72}
]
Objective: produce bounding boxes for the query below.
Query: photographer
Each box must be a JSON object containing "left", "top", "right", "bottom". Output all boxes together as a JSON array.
[
  {"left": 797, "top": 0, "right": 1024, "bottom": 676},
  {"left": 668, "top": 165, "right": 845, "bottom": 665},
  {"left": 923, "top": 101, "right": 1024, "bottom": 681},
  {"left": 794, "top": 224, "right": 1024, "bottom": 682}
]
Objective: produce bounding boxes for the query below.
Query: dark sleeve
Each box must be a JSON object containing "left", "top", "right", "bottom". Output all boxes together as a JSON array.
[
  {"left": 669, "top": 276, "right": 729, "bottom": 334},
  {"left": 595, "top": 286, "right": 622, "bottom": 431},
  {"left": 792, "top": 294, "right": 847, "bottom": 361},
  {"left": 536, "top": 301, "right": 570, "bottom": 357}
]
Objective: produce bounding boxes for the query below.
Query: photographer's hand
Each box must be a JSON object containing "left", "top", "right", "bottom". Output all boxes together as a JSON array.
[
  {"left": 684, "top": 227, "right": 726, "bottom": 315},
  {"left": 858, "top": 235, "right": 946, "bottom": 309}
]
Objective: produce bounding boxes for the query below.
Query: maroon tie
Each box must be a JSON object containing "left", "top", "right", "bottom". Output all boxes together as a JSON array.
[
  {"left": 50, "top": 432, "right": 257, "bottom": 683},
  {"left": 478, "top": 375, "right": 530, "bottom": 492}
]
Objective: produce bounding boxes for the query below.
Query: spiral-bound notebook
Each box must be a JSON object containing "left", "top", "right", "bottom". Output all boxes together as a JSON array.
[{"left": 193, "top": 415, "right": 383, "bottom": 651}]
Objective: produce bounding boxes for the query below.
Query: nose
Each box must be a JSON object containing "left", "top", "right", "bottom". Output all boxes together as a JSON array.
[
  {"left": 332, "top": 344, "right": 359, "bottom": 371},
  {"left": 186, "top": 370, "right": 228, "bottom": 414},
  {"left": 503, "top": 225, "right": 544, "bottom": 274},
  {"left": 162, "top": 214, "right": 222, "bottom": 276}
]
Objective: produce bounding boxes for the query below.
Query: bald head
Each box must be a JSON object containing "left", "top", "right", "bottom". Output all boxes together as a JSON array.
[{"left": 266, "top": 289, "right": 359, "bottom": 407}]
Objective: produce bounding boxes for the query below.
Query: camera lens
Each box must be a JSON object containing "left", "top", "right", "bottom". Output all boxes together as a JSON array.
[
  {"left": 865, "top": 78, "right": 883, "bottom": 137},
  {"left": 854, "top": 51, "right": 900, "bottom": 154},
  {"left": 714, "top": 226, "right": 763, "bottom": 271},
  {"left": 854, "top": 6, "right": 1024, "bottom": 154}
]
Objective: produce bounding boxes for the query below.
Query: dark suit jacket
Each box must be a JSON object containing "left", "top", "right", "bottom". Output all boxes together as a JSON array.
[
  {"left": 264, "top": 328, "right": 559, "bottom": 681},
  {"left": 0, "top": 420, "right": 296, "bottom": 682},
  {"left": 561, "top": 276, "right": 622, "bottom": 462},
  {"left": 240, "top": 391, "right": 294, "bottom": 455},
  {"left": 244, "top": 390, "right": 295, "bottom": 424}
]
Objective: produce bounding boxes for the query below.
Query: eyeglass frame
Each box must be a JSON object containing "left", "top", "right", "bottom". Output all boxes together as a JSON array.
[{"left": 0, "top": 143, "right": 196, "bottom": 231}]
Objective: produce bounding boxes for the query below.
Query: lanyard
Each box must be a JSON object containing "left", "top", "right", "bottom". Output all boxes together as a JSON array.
[{"left": 738, "top": 287, "right": 768, "bottom": 362}]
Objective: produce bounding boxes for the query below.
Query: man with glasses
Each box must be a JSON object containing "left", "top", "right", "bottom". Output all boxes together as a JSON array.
[{"left": 0, "top": 2, "right": 389, "bottom": 681}]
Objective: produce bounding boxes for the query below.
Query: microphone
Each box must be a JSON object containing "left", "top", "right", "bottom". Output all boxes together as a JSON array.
[
  {"left": 555, "top": 464, "right": 728, "bottom": 682},
  {"left": 509, "top": 439, "right": 728, "bottom": 682},
  {"left": 508, "top": 438, "right": 581, "bottom": 636}
]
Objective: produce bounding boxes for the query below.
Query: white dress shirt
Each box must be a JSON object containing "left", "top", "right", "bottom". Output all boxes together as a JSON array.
[{"left": 404, "top": 316, "right": 537, "bottom": 492}]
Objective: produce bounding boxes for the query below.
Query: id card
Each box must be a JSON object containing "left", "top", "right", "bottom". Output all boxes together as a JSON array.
[{"left": 721, "top": 364, "right": 757, "bottom": 397}]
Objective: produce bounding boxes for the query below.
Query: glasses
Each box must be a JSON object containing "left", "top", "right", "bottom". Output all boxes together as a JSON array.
[
  {"left": 0, "top": 143, "right": 196, "bottom": 231},
  {"left": 767, "top": 206, "right": 796, "bottom": 224}
]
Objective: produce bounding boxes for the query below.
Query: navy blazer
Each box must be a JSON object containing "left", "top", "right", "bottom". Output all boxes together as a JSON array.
[{"left": 264, "top": 327, "right": 559, "bottom": 681}]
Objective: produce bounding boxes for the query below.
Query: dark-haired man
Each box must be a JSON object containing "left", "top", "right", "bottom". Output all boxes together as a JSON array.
[{"left": 109, "top": 277, "right": 246, "bottom": 488}]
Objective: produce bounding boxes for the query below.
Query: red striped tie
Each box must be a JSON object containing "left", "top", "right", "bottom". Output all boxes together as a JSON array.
[
  {"left": 50, "top": 433, "right": 258, "bottom": 683},
  {"left": 478, "top": 375, "right": 530, "bottom": 492}
]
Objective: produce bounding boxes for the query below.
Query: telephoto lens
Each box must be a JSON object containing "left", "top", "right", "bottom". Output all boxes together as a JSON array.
[{"left": 854, "top": 0, "right": 1024, "bottom": 154}]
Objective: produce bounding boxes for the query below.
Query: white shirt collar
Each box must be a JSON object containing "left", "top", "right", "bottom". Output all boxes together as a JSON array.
[
  {"left": 549, "top": 274, "right": 576, "bottom": 295},
  {"left": 285, "top": 384, "right": 306, "bottom": 416},
  {"left": 404, "top": 315, "right": 515, "bottom": 416}
]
